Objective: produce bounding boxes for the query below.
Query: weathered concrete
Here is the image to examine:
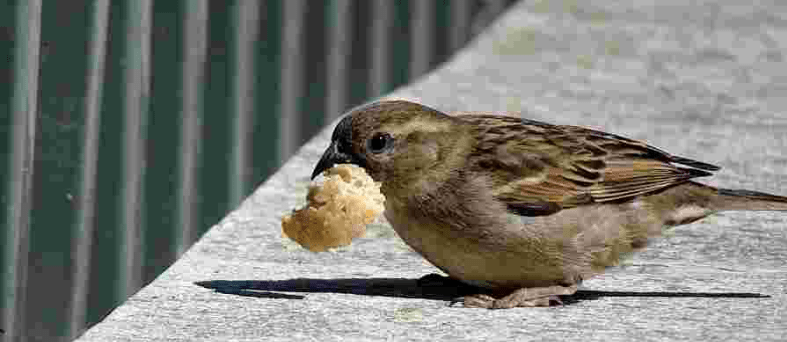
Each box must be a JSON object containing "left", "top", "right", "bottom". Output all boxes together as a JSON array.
[{"left": 76, "top": 1, "right": 787, "bottom": 341}]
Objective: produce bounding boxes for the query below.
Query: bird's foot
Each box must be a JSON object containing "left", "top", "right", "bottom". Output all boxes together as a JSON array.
[{"left": 462, "top": 284, "right": 578, "bottom": 309}]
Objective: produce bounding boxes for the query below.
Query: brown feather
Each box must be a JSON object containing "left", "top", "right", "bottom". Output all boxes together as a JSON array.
[{"left": 459, "top": 114, "right": 717, "bottom": 215}]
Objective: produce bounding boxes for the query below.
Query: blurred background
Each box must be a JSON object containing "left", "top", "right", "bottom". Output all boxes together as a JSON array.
[{"left": 0, "top": 0, "right": 518, "bottom": 341}]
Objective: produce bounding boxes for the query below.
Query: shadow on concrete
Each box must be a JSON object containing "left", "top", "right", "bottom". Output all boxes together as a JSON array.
[
  {"left": 195, "top": 274, "right": 769, "bottom": 305},
  {"left": 195, "top": 275, "right": 473, "bottom": 301}
]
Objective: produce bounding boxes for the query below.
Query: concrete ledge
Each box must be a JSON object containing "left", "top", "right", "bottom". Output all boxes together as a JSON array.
[{"left": 76, "top": 1, "right": 787, "bottom": 341}]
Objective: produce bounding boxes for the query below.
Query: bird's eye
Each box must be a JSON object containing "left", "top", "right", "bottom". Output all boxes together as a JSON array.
[{"left": 367, "top": 133, "right": 393, "bottom": 154}]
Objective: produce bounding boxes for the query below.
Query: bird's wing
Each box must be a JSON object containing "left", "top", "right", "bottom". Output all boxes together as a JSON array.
[{"left": 459, "top": 114, "right": 720, "bottom": 216}]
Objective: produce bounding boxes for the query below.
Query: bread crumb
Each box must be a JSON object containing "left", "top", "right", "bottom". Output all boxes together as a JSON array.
[{"left": 281, "top": 164, "right": 385, "bottom": 252}]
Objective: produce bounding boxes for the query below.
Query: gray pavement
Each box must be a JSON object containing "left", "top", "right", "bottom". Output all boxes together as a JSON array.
[{"left": 76, "top": 1, "right": 787, "bottom": 341}]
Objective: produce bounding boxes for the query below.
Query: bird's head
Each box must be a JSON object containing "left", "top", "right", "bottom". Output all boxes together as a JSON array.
[{"left": 311, "top": 100, "right": 468, "bottom": 192}]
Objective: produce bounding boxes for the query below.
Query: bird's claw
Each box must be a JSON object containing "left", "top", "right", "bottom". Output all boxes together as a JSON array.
[{"left": 460, "top": 285, "right": 577, "bottom": 309}]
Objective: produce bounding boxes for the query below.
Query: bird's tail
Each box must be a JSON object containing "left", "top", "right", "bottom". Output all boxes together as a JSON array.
[{"left": 711, "top": 187, "right": 787, "bottom": 212}]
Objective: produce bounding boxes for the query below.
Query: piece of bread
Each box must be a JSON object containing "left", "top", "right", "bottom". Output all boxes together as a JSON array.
[{"left": 281, "top": 164, "right": 385, "bottom": 252}]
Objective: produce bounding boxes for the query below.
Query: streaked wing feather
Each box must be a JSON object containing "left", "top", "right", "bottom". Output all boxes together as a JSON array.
[{"left": 459, "top": 114, "right": 718, "bottom": 216}]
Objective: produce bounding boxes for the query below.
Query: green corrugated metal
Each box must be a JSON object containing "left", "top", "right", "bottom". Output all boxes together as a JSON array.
[{"left": 0, "top": 1, "right": 516, "bottom": 340}]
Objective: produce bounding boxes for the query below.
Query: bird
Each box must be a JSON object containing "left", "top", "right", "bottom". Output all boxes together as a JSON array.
[{"left": 310, "top": 99, "right": 787, "bottom": 309}]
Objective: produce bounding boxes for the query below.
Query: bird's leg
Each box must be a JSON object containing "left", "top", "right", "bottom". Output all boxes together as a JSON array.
[{"left": 463, "top": 284, "right": 578, "bottom": 309}]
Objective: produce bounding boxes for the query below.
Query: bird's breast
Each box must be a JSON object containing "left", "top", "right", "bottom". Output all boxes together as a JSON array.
[{"left": 382, "top": 196, "right": 574, "bottom": 289}]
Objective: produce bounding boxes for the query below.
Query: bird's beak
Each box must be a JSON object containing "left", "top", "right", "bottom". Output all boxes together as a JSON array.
[{"left": 311, "top": 142, "right": 353, "bottom": 179}]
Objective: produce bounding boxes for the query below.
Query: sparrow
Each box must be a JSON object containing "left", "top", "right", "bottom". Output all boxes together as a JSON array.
[{"left": 311, "top": 99, "right": 787, "bottom": 309}]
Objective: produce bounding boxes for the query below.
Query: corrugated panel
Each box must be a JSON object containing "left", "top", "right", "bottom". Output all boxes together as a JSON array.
[
  {"left": 410, "top": 0, "right": 436, "bottom": 79},
  {"left": 3, "top": 3, "right": 42, "bottom": 342},
  {"left": 175, "top": 0, "right": 209, "bottom": 257},
  {"left": 278, "top": 0, "right": 306, "bottom": 165},
  {"left": 368, "top": 0, "right": 394, "bottom": 98},
  {"left": 68, "top": 0, "right": 110, "bottom": 339},
  {"left": 118, "top": 0, "right": 153, "bottom": 304},
  {"left": 450, "top": 0, "right": 473, "bottom": 51},
  {"left": 0, "top": 1, "right": 516, "bottom": 340},
  {"left": 325, "top": 0, "right": 354, "bottom": 122},
  {"left": 228, "top": 0, "right": 259, "bottom": 209}
]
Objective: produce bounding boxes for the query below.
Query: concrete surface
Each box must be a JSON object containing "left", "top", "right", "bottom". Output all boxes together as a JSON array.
[{"left": 75, "top": 1, "right": 787, "bottom": 341}]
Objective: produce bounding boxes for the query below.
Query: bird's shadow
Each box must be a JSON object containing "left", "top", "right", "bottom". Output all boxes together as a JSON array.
[{"left": 194, "top": 274, "right": 768, "bottom": 305}]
